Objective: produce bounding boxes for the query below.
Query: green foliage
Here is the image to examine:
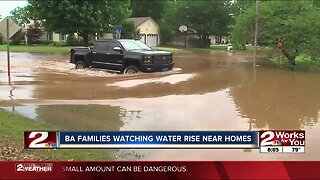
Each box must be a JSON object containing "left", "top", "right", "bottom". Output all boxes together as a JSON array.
[
  {"left": 120, "top": 20, "right": 140, "bottom": 39},
  {"left": 52, "top": 41, "right": 67, "bottom": 46},
  {"left": 160, "top": 0, "right": 232, "bottom": 45},
  {"left": 231, "top": 0, "right": 256, "bottom": 17},
  {"left": 177, "top": 1, "right": 232, "bottom": 39},
  {"left": 38, "top": 40, "right": 54, "bottom": 45},
  {"left": 27, "top": 0, "right": 131, "bottom": 43},
  {"left": 26, "top": 22, "right": 44, "bottom": 44},
  {"left": 159, "top": 1, "right": 180, "bottom": 44},
  {"left": 130, "top": 0, "right": 168, "bottom": 22},
  {"left": 232, "top": 1, "right": 320, "bottom": 65},
  {"left": 10, "top": 7, "right": 31, "bottom": 26},
  {"left": 66, "top": 34, "right": 81, "bottom": 46}
]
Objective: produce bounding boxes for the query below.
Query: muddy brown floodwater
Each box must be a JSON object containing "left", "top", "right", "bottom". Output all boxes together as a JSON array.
[{"left": 0, "top": 51, "right": 319, "bottom": 160}]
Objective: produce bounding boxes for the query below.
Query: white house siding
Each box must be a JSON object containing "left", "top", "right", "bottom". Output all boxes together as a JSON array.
[
  {"left": 209, "top": 35, "right": 229, "bottom": 44},
  {"left": 137, "top": 19, "right": 159, "bottom": 47},
  {"left": 100, "top": 33, "right": 113, "bottom": 39}
]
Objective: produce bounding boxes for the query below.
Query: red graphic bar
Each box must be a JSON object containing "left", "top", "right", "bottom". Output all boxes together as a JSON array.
[{"left": 0, "top": 161, "right": 319, "bottom": 179}]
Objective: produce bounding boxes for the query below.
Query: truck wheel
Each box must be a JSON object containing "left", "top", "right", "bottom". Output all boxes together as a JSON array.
[
  {"left": 75, "top": 61, "right": 86, "bottom": 69},
  {"left": 124, "top": 66, "right": 139, "bottom": 74}
]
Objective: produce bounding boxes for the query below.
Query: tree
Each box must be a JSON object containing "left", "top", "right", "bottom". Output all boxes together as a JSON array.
[
  {"left": 159, "top": 1, "right": 181, "bottom": 43},
  {"left": 130, "top": 0, "right": 168, "bottom": 22},
  {"left": 120, "top": 20, "right": 140, "bottom": 39},
  {"left": 26, "top": 22, "right": 44, "bottom": 44},
  {"left": 10, "top": 7, "right": 31, "bottom": 26},
  {"left": 232, "top": 1, "right": 320, "bottom": 65},
  {"left": 231, "top": 0, "right": 256, "bottom": 17},
  {"left": 176, "top": 1, "right": 232, "bottom": 44},
  {"left": 27, "top": 0, "right": 131, "bottom": 44}
]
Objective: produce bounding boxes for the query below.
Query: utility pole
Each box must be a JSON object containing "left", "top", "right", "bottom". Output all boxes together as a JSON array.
[
  {"left": 253, "top": 0, "right": 259, "bottom": 67},
  {"left": 6, "top": 18, "right": 11, "bottom": 85}
]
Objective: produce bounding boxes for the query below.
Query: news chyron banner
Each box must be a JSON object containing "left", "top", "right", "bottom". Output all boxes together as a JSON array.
[{"left": 24, "top": 130, "right": 305, "bottom": 153}]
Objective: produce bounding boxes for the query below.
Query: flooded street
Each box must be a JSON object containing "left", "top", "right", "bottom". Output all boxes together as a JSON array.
[{"left": 0, "top": 51, "right": 319, "bottom": 160}]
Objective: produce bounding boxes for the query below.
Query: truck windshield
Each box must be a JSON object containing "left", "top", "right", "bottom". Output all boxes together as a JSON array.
[{"left": 119, "top": 40, "right": 152, "bottom": 51}]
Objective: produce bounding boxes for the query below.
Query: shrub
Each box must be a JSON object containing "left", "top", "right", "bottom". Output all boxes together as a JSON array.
[
  {"left": 52, "top": 41, "right": 67, "bottom": 46},
  {"left": 232, "top": 43, "right": 247, "bottom": 50},
  {"left": 38, "top": 40, "right": 54, "bottom": 45},
  {"left": 26, "top": 22, "right": 45, "bottom": 44},
  {"left": 66, "top": 34, "right": 81, "bottom": 46}
]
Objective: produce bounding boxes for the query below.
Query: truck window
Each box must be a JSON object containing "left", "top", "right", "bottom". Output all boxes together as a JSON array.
[
  {"left": 94, "top": 42, "right": 109, "bottom": 50},
  {"left": 108, "top": 42, "right": 122, "bottom": 54}
]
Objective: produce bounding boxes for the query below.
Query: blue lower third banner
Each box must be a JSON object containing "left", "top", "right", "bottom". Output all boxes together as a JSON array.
[{"left": 57, "top": 131, "right": 259, "bottom": 149}]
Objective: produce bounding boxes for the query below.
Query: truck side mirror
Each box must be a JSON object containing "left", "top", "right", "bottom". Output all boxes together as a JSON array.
[{"left": 113, "top": 47, "right": 122, "bottom": 52}]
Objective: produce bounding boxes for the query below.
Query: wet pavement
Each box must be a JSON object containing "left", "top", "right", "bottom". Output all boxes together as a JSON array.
[{"left": 0, "top": 51, "right": 319, "bottom": 160}]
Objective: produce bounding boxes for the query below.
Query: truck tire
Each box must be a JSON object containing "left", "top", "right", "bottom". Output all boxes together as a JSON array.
[
  {"left": 124, "top": 65, "right": 139, "bottom": 74},
  {"left": 75, "top": 61, "right": 87, "bottom": 69}
]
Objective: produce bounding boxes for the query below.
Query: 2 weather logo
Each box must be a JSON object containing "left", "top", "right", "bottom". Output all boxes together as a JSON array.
[{"left": 16, "top": 163, "right": 53, "bottom": 173}]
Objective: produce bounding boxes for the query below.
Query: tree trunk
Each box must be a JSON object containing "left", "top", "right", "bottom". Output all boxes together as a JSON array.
[
  {"left": 282, "top": 50, "right": 296, "bottom": 65},
  {"left": 82, "top": 33, "right": 89, "bottom": 45}
]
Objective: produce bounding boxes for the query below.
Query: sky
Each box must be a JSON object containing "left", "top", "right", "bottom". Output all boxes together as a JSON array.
[{"left": 0, "top": 0, "right": 28, "bottom": 19}]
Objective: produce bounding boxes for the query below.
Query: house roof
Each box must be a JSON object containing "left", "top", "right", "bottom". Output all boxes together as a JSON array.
[
  {"left": 129, "top": 17, "right": 159, "bottom": 27},
  {"left": 0, "top": 16, "right": 24, "bottom": 39}
]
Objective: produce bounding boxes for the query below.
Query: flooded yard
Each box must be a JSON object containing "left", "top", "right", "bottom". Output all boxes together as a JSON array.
[{"left": 0, "top": 51, "right": 319, "bottom": 160}]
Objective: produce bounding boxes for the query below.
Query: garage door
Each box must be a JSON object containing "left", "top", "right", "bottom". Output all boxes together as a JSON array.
[{"left": 147, "top": 34, "right": 158, "bottom": 47}]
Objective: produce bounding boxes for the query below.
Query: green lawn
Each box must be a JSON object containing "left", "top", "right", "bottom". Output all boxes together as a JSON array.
[
  {"left": 0, "top": 45, "right": 71, "bottom": 53},
  {"left": 0, "top": 44, "right": 229, "bottom": 54},
  {"left": 156, "top": 45, "right": 227, "bottom": 53},
  {"left": 0, "top": 44, "right": 273, "bottom": 54},
  {"left": 0, "top": 108, "right": 112, "bottom": 160}
]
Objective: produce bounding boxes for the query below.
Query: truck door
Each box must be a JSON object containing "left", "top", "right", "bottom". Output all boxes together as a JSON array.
[
  {"left": 91, "top": 41, "right": 110, "bottom": 69},
  {"left": 107, "top": 42, "right": 124, "bottom": 72}
]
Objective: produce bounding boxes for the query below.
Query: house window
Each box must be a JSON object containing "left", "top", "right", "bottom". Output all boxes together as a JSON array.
[
  {"left": 47, "top": 32, "right": 53, "bottom": 41},
  {"left": 59, "top": 32, "right": 66, "bottom": 41}
]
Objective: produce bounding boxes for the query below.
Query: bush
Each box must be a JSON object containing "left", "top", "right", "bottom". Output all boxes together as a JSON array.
[
  {"left": 26, "top": 22, "right": 44, "bottom": 44},
  {"left": 38, "top": 40, "right": 54, "bottom": 45},
  {"left": 87, "top": 41, "right": 94, "bottom": 46},
  {"left": 66, "top": 34, "right": 81, "bottom": 46},
  {"left": 53, "top": 41, "right": 67, "bottom": 46},
  {"left": 232, "top": 43, "right": 247, "bottom": 50}
]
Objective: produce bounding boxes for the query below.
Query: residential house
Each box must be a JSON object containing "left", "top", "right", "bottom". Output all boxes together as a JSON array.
[
  {"left": 209, "top": 35, "right": 229, "bottom": 44},
  {"left": 101, "top": 17, "right": 160, "bottom": 47},
  {"left": 0, "top": 16, "right": 25, "bottom": 41},
  {"left": 130, "top": 17, "right": 160, "bottom": 47},
  {"left": 24, "top": 20, "right": 68, "bottom": 42}
]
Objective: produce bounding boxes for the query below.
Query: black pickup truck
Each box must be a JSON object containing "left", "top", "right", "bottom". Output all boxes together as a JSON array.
[{"left": 70, "top": 39, "right": 174, "bottom": 74}]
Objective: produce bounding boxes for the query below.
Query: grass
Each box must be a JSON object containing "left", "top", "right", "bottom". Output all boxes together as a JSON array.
[
  {"left": 0, "top": 108, "right": 113, "bottom": 160},
  {"left": 0, "top": 45, "right": 71, "bottom": 53},
  {"left": 156, "top": 45, "right": 227, "bottom": 53},
  {"left": 0, "top": 44, "right": 273, "bottom": 54},
  {"left": 263, "top": 54, "right": 320, "bottom": 72}
]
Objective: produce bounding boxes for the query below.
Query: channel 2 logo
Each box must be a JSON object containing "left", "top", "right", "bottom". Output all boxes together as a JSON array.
[
  {"left": 260, "top": 130, "right": 305, "bottom": 147},
  {"left": 24, "top": 131, "right": 57, "bottom": 149}
]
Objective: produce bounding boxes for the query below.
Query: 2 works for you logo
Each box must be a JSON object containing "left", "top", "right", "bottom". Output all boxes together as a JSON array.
[
  {"left": 260, "top": 130, "right": 305, "bottom": 146},
  {"left": 16, "top": 163, "right": 53, "bottom": 173}
]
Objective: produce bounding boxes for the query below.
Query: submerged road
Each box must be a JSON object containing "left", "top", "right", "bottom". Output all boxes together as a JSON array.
[{"left": 0, "top": 51, "right": 319, "bottom": 160}]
